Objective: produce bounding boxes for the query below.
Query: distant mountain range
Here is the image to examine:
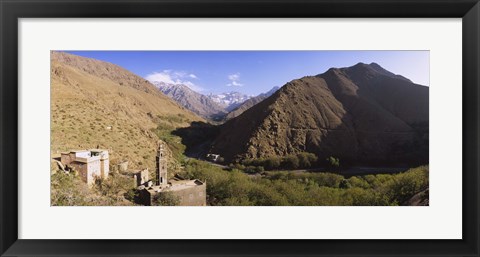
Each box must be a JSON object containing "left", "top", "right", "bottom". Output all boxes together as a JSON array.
[
  {"left": 209, "top": 62, "right": 429, "bottom": 166},
  {"left": 153, "top": 81, "right": 279, "bottom": 121},
  {"left": 153, "top": 81, "right": 227, "bottom": 120},
  {"left": 207, "top": 91, "right": 252, "bottom": 112},
  {"left": 224, "top": 86, "right": 279, "bottom": 120}
]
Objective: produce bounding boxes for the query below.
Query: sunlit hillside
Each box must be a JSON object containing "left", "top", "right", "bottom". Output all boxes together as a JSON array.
[{"left": 51, "top": 51, "right": 203, "bottom": 172}]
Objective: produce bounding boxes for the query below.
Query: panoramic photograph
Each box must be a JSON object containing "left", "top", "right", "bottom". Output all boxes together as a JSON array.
[{"left": 50, "top": 50, "right": 429, "bottom": 206}]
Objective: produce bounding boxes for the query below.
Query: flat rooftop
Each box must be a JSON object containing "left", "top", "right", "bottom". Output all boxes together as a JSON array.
[
  {"left": 61, "top": 150, "right": 88, "bottom": 154},
  {"left": 89, "top": 149, "right": 108, "bottom": 152},
  {"left": 146, "top": 179, "right": 204, "bottom": 193},
  {"left": 168, "top": 179, "right": 204, "bottom": 191}
]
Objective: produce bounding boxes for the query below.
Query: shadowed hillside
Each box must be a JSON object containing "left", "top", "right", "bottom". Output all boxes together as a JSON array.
[
  {"left": 224, "top": 86, "right": 279, "bottom": 121},
  {"left": 210, "top": 62, "right": 428, "bottom": 166}
]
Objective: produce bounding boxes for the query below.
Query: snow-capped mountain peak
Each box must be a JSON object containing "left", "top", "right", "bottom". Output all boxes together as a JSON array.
[{"left": 207, "top": 91, "right": 252, "bottom": 111}]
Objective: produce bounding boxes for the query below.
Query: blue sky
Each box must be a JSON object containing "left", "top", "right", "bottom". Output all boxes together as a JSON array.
[{"left": 64, "top": 51, "right": 429, "bottom": 96}]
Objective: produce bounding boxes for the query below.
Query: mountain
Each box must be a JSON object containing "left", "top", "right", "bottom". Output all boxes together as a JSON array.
[
  {"left": 210, "top": 62, "right": 429, "bottom": 166},
  {"left": 153, "top": 82, "right": 227, "bottom": 120},
  {"left": 208, "top": 91, "right": 251, "bottom": 111},
  {"left": 51, "top": 51, "right": 203, "bottom": 172},
  {"left": 224, "top": 86, "right": 280, "bottom": 120}
]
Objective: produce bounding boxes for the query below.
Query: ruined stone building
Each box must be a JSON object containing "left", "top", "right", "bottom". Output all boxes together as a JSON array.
[
  {"left": 135, "top": 144, "right": 206, "bottom": 206},
  {"left": 60, "top": 149, "right": 109, "bottom": 185}
]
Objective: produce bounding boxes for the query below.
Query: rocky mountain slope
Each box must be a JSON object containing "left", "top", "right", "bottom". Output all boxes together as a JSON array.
[
  {"left": 210, "top": 63, "right": 429, "bottom": 166},
  {"left": 154, "top": 82, "right": 226, "bottom": 120},
  {"left": 51, "top": 51, "right": 203, "bottom": 172},
  {"left": 224, "top": 86, "right": 279, "bottom": 120}
]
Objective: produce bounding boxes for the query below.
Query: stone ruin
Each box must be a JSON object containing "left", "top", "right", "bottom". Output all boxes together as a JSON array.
[{"left": 133, "top": 144, "right": 206, "bottom": 206}]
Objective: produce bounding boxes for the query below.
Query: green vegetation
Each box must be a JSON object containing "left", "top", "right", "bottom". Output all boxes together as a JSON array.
[
  {"left": 326, "top": 156, "right": 340, "bottom": 170},
  {"left": 52, "top": 153, "right": 428, "bottom": 206},
  {"left": 51, "top": 172, "right": 136, "bottom": 206},
  {"left": 156, "top": 114, "right": 187, "bottom": 124},
  {"left": 180, "top": 159, "right": 428, "bottom": 206},
  {"left": 242, "top": 152, "right": 318, "bottom": 170},
  {"left": 152, "top": 115, "right": 187, "bottom": 162},
  {"left": 51, "top": 172, "right": 92, "bottom": 206}
]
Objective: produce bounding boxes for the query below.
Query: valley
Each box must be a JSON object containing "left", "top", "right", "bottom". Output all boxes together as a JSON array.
[{"left": 50, "top": 51, "right": 429, "bottom": 206}]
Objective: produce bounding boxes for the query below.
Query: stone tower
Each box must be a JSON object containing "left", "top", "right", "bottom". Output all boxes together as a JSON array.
[{"left": 156, "top": 144, "right": 167, "bottom": 186}]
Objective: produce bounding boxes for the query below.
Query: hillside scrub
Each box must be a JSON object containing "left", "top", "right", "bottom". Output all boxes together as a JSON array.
[
  {"left": 152, "top": 119, "right": 186, "bottom": 163},
  {"left": 241, "top": 152, "right": 318, "bottom": 171},
  {"left": 51, "top": 154, "right": 428, "bottom": 206},
  {"left": 51, "top": 172, "right": 136, "bottom": 206},
  {"left": 51, "top": 52, "right": 202, "bottom": 176},
  {"left": 180, "top": 159, "right": 428, "bottom": 206}
]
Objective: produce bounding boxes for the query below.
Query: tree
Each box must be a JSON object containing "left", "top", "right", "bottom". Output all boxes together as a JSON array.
[
  {"left": 339, "top": 179, "right": 351, "bottom": 189},
  {"left": 326, "top": 156, "right": 340, "bottom": 171},
  {"left": 244, "top": 166, "right": 257, "bottom": 174},
  {"left": 298, "top": 152, "right": 318, "bottom": 168},
  {"left": 256, "top": 166, "right": 265, "bottom": 173},
  {"left": 282, "top": 155, "right": 300, "bottom": 169},
  {"left": 265, "top": 157, "right": 281, "bottom": 170}
]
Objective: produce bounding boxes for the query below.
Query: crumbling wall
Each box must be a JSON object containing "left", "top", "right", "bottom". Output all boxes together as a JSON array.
[{"left": 133, "top": 169, "right": 149, "bottom": 187}]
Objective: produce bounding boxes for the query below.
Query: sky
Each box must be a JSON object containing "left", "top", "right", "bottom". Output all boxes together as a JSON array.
[{"left": 64, "top": 51, "right": 429, "bottom": 96}]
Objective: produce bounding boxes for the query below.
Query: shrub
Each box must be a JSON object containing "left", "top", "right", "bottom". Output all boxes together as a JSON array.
[
  {"left": 347, "top": 176, "right": 371, "bottom": 189},
  {"left": 264, "top": 157, "right": 281, "bottom": 170},
  {"left": 51, "top": 172, "right": 89, "bottom": 206},
  {"left": 172, "top": 159, "right": 428, "bottom": 206},
  {"left": 51, "top": 172, "right": 136, "bottom": 206},
  {"left": 282, "top": 155, "right": 300, "bottom": 169},
  {"left": 244, "top": 166, "right": 258, "bottom": 174},
  {"left": 298, "top": 152, "right": 318, "bottom": 168},
  {"left": 380, "top": 166, "right": 429, "bottom": 205},
  {"left": 326, "top": 156, "right": 340, "bottom": 170},
  {"left": 242, "top": 152, "right": 318, "bottom": 171},
  {"left": 339, "top": 179, "right": 351, "bottom": 189}
]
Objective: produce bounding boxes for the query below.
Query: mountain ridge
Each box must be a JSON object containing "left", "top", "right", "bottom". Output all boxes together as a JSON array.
[
  {"left": 224, "top": 86, "right": 280, "bottom": 120},
  {"left": 153, "top": 82, "right": 227, "bottom": 120},
  {"left": 210, "top": 62, "right": 428, "bottom": 166}
]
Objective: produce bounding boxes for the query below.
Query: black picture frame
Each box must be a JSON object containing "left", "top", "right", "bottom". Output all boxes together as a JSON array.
[{"left": 1, "top": 0, "right": 479, "bottom": 256}]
